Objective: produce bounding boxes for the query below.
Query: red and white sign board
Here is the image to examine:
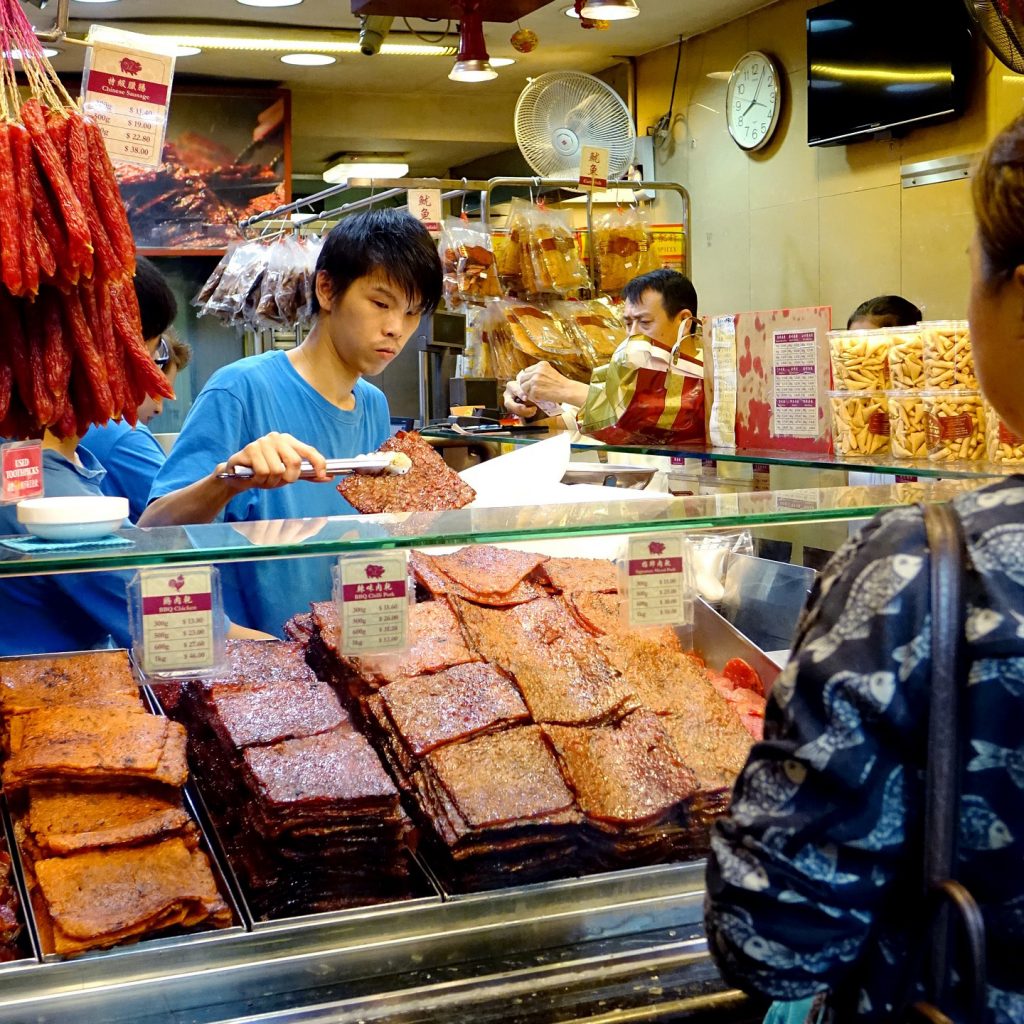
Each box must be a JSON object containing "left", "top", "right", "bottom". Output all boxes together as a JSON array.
[
  {"left": 1, "top": 440, "right": 43, "bottom": 504},
  {"left": 337, "top": 552, "right": 410, "bottom": 656},
  {"left": 409, "top": 189, "right": 442, "bottom": 234},
  {"left": 622, "top": 534, "right": 691, "bottom": 628},
  {"left": 579, "top": 146, "right": 609, "bottom": 192},
  {"left": 138, "top": 566, "right": 217, "bottom": 674}
]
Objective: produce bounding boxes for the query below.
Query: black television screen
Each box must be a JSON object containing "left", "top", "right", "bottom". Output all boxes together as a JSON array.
[{"left": 807, "top": 0, "right": 973, "bottom": 147}]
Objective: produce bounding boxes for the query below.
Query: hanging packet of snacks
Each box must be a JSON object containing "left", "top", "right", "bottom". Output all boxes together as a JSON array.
[
  {"left": 594, "top": 205, "right": 649, "bottom": 293},
  {"left": 293, "top": 234, "right": 322, "bottom": 326},
  {"left": 439, "top": 217, "right": 503, "bottom": 307},
  {"left": 192, "top": 248, "right": 233, "bottom": 310},
  {"left": 496, "top": 197, "right": 531, "bottom": 292},
  {"left": 254, "top": 235, "right": 294, "bottom": 328},
  {"left": 0, "top": 2, "right": 172, "bottom": 439},
  {"left": 553, "top": 299, "right": 626, "bottom": 368},
  {"left": 523, "top": 204, "right": 589, "bottom": 296},
  {"left": 462, "top": 304, "right": 495, "bottom": 378},
  {"left": 483, "top": 302, "right": 534, "bottom": 381},
  {"left": 505, "top": 302, "right": 590, "bottom": 382},
  {"left": 200, "top": 241, "right": 268, "bottom": 324}
]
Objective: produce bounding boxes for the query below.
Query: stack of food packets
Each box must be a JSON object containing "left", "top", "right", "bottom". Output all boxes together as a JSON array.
[{"left": 826, "top": 328, "right": 892, "bottom": 456}]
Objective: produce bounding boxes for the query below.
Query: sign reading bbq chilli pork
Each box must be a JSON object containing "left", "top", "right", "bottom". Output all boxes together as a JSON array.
[{"left": 336, "top": 551, "right": 410, "bottom": 657}]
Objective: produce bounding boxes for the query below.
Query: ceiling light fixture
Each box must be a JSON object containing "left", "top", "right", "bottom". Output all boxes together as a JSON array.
[
  {"left": 139, "top": 31, "right": 455, "bottom": 56},
  {"left": 323, "top": 156, "right": 409, "bottom": 183},
  {"left": 563, "top": 4, "right": 579, "bottom": 16},
  {"left": 174, "top": 45, "right": 202, "bottom": 56},
  {"left": 489, "top": 55, "right": 516, "bottom": 67},
  {"left": 449, "top": 6, "right": 496, "bottom": 83},
  {"left": 280, "top": 52, "right": 336, "bottom": 66},
  {"left": 579, "top": 0, "right": 639, "bottom": 20},
  {"left": 236, "top": 0, "right": 302, "bottom": 7}
]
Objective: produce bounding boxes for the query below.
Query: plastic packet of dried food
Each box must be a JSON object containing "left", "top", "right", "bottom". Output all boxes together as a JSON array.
[
  {"left": 192, "top": 248, "right": 234, "bottom": 310},
  {"left": 484, "top": 302, "right": 533, "bottom": 380},
  {"left": 440, "top": 217, "right": 503, "bottom": 308},
  {"left": 553, "top": 298, "right": 625, "bottom": 368},
  {"left": 203, "top": 241, "right": 268, "bottom": 324},
  {"left": 594, "top": 206, "right": 646, "bottom": 293},
  {"left": 255, "top": 235, "right": 295, "bottom": 328},
  {"left": 523, "top": 205, "right": 588, "bottom": 296},
  {"left": 463, "top": 304, "right": 495, "bottom": 378},
  {"left": 295, "top": 235, "right": 323, "bottom": 326},
  {"left": 496, "top": 197, "right": 531, "bottom": 294}
]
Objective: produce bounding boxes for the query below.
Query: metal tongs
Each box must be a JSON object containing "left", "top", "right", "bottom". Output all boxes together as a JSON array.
[{"left": 217, "top": 452, "right": 411, "bottom": 480}]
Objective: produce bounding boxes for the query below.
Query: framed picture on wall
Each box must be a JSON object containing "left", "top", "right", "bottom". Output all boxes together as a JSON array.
[{"left": 113, "top": 86, "right": 291, "bottom": 255}]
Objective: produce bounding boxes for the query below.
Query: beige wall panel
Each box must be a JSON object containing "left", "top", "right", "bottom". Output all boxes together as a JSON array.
[
  {"left": 748, "top": 0, "right": 808, "bottom": 74},
  {"left": 818, "top": 185, "right": 901, "bottom": 326},
  {"left": 816, "top": 139, "right": 900, "bottom": 198},
  {"left": 749, "top": 198, "right": 819, "bottom": 310},
  {"left": 685, "top": 90, "right": 749, "bottom": 214},
  {"left": 692, "top": 208, "right": 751, "bottom": 316},
  {"left": 900, "top": 178, "right": 973, "bottom": 321},
  {"left": 749, "top": 68, "right": 818, "bottom": 209}
]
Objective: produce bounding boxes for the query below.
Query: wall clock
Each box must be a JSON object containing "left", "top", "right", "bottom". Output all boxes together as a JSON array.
[{"left": 726, "top": 50, "right": 782, "bottom": 152}]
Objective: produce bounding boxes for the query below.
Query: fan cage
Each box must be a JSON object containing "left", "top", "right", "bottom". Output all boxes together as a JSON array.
[{"left": 966, "top": 0, "right": 1024, "bottom": 74}]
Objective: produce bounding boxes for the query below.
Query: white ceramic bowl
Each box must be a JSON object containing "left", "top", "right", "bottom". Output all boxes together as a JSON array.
[{"left": 16, "top": 496, "right": 129, "bottom": 542}]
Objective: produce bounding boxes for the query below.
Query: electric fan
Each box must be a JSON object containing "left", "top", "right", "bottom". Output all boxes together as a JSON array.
[
  {"left": 513, "top": 70, "right": 636, "bottom": 179},
  {"left": 963, "top": 0, "right": 1024, "bottom": 73}
]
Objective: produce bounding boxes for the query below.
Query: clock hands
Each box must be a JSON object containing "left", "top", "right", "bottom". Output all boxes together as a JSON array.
[{"left": 742, "top": 67, "right": 767, "bottom": 118}]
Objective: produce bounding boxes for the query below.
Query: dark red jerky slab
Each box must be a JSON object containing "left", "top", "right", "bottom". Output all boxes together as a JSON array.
[
  {"left": 428, "top": 546, "right": 548, "bottom": 596},
  {"left": 596, "top": 633, "right": 709, "bottom": 715},
  {"left": 337, "top": 431, "right": 475, "bottom": 513},
  {"left": 543, "top": 711, "right": 697, "bottom": 825},
  {"left": 424, "top": 725, "right": 575, "bottom": 829},
  {"left": 540, "top": 556, "right": 619, "bottom": 594},
  {"left": 23, "top": 102, "right": 92, "bottom": 275},
  {"left": 243, "top": 727, "right": 398, "bottom": 808},
  {"left": 411, "top": 550, "right": 544, "bottom": 607},
  {"left": 9, "top": 125, "right": 39, "bottom": 296},
  {"left": 0, "top": 125, "right": 24, "bottom": 296},
  {"left": 379, "top": 661, "right": 529, "bottom": 756}
]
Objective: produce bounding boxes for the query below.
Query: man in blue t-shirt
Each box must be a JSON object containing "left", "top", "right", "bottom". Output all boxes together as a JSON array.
[{"left": 141, "top": 209, "right": 443, "bottom": 636}]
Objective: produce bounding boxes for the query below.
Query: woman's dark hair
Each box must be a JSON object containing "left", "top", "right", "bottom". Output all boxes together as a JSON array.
[
  {"left": 622, "top": 268, "right": 698, "bottom": 319},
  {"left": 133, "top": 255, "right": 178, "bottom": 342},
  {"left": 312, "top": 208, "right": 443, "bottom": 315},
  {"left": 974, "top": 112, "right": 1024, "bottom": 284},
  {"left": 846, "top": 294, "right": 922, "bottom": 329}
]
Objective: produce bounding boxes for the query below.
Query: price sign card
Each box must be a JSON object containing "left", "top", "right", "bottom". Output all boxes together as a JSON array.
[
  {"left": 1, "top": 440, "right": 43, "bottom": 504},
  {"left": 131, "top": 566, "right": 224, "bottom": 677},
  {"left": 579, "top": 145, "right": 610, "bottom": 192},
  {"left": 409, "top": 189, "right": 442, "bottom": 234},
  {"left": 336, "top": 551, "right": 409, "bottom": 656},
  {"left": 82, "top": 27, "right": 177, "bottom": 168},
  {"left": 621, "top": 534, "right": 693, "bottom": 628}
]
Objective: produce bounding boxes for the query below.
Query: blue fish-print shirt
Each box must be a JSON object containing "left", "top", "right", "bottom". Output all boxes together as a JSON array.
[{"left": 705, "top": 476, "right": 1024, "bottom": 1024}]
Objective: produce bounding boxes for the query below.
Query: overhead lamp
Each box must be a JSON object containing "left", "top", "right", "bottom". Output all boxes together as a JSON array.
[
  {"left": 579, "top": 0, "right": 639, "bottom": 19},
  {"left": 280, "top": 52, "right": 336, "bottom": 66},
  {"left": 138, "top": 31, "right": 455, "bottom": 57},
  {"left": 236, "top": 0, "right": 302, "bottom": 6},
  {"left": 323, "top": 156, "right": 409, "bottom": 183},
  {"left": 174, "top": 45, "right": 202, "bottom": 56},
  {"left": 489, "top": 55, "right": 516, "bottom": 67},
  {"left": 449, "top": 7, "right": 496, "bottom": 83},
  {"left": 6, "top": 47, "right": 59, "bottom": 58}
]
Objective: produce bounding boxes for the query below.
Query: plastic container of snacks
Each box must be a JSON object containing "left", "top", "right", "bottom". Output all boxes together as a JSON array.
[
  {"left": 827, "top": 329, "right": 890, "bottom": 391},
  {"left": 920, "top": 320, "right": 976, "bottom": 389},
  {"left": 828, "top": 390, "right": 890, "bottom": 456},
  {"left": 984, "top": 401, "right": 1024, "bottom": 465},
  {"left": 887, "top": 391, "right": 928, "bottom": 459},
  {"left": 921, "top": 389, "right": 985, "bottom": 461},
  {"left": 884, "top": 326, "right": 924, "bottom": 389}
]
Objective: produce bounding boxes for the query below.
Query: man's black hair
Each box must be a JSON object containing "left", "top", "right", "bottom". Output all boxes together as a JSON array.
[
  {"left": 846, "top": 294, "right": 922, "bottom": 329},
  {"left": 312, "top": 208, "right": 443, "bottom": 316},
  {"left": 133, "top": 255, "right": 178, "bottom": 342},
  {"left": 622, "top": 268, "right": 698, "bottom": 319}
]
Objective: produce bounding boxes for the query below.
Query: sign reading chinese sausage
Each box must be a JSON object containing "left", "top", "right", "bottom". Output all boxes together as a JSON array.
[
  {"left": 81, "top": 29, "right": 176, "bottom": 168},
  {"left": 1, "top": 440, "right": 43, "bottom": 504},
  {"left": 578, "top": 145, "right": 610, "bottom": 192},
  {"left": 408, "top": 189, "right": 442, "bottom": 234},
  {"left": 337, "top": 552, "right": 410, "bottom": 656},
  {"left": 134, "top": 566, "right": 221, "bottom": 676},
  {"left": 623, "top": 535, "right": 692, "bottom": 628}
]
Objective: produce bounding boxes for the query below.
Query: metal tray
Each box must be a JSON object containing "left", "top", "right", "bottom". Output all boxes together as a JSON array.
[{"left": 0, "top": 648, "right": 247, "bottom": 962}]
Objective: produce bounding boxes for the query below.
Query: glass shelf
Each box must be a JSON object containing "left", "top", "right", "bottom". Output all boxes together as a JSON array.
[
  {"left": 0, "top": 478, "right": 986, "bottom": 578},
  {"left": 422, "top": 428, "right": 1018, "bottom": 480}
]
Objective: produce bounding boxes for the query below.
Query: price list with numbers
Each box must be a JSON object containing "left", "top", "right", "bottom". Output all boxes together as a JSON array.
[
  {"left": 623, "top": 534, "right": 692, "bottom": 628},
  {"left": 82, "top": 37, "right": 175, "bottom": 168},
  {"left": 134, "top": 566, "right": 221, "bottom": 675},
  {"left": 337, "top": 552, "right": 410, "bottom": 656}
]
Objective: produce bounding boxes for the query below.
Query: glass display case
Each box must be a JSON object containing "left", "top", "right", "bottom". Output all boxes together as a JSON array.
[{"left": 0, "top": 476, "right": 989, "bottom": 1024}]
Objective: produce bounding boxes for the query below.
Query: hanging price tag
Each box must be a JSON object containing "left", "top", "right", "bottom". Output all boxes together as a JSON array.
[
  {"left": 336, "top": 551, "right": 410, "bottom": 656},
  {"left": 130, "top": 565, "right": 225, "bottom": 677},
  {"left": 621, "top": 534, "right": 692, "bottom": 628},
  {"left": 408, "top": 188, "right": 442, "bottom": 234},
  {"left": 82, "top": 27, "right": 177, "bottom": 168},
  {"left": 578, "top": 145, "right": 610, "bottom": 192},
  {"left": 1, "top": 440, "right": 43, "bottom": 504}
]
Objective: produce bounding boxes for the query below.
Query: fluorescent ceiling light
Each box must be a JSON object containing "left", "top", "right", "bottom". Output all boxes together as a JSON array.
[
  {"left": 74, "top": 0, "right": 121, "bottom": 4},
  {"left": 140, "top": 32, "right": 455, "bottom": 56},
  {"left": 6, "top": 47, "right": 59, "bottom": 58},
  {"left": 174, "top": 45, "right": 202, "bottom": 56},
  {"left": 579, "top": 0, "right": 640, "bottom": 19},
  {"left": 280, "top": 52, "right": 335, "bottom": 66},
  {"left": 489, "top": 56, "right": 516, "bottom": 67},
  {"left": 237, "top": 0, "right": 302, "bottom": 6},
  {"left": 323, "top": 158, "right": 408, "bottom": 183},
  {"left": 564, "top": 5, "right": 579, "bottom": 16}
]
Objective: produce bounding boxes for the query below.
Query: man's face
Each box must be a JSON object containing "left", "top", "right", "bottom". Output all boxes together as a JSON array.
[
  {"left": 317, "top": 272, "right": 423, "bottom": 378},
  {"left": 623, "top": 288, "right": 686, "bottom": 351}
]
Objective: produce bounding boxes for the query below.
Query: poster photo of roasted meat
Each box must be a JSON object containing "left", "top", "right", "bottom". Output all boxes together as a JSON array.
[
  {"left": 114, "top": 89, "right": 289, "bottom": 253},
  {"left": 0, "top": 4, "right": 173, "bottom": 441}
]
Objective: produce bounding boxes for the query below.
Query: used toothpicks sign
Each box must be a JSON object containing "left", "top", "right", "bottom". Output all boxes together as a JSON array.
[{"left": 82, "top": 27, "right": 178, "bottom": 169}]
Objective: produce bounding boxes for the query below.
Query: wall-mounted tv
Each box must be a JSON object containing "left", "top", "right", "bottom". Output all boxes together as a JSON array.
[{"left": 807, "top": 0, "right": 974, "bottom": 147}]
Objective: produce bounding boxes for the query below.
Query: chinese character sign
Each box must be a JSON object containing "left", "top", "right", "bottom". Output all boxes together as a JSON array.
[
  {"left": 621, "top": 534, "right": 693, "bottom": 628},
  {"left": 408, "top": 188, "right": 442, "bottom": 235},
  {"left": 578, "top": 145, "right": 610, "bottom": 192},
  {"left": 336, "top": 551, "right": 410, "bottom": 655}
]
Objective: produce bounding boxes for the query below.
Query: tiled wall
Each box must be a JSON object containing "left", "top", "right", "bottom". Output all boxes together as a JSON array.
[{"left": 636, "top": 0, "right": 1013, "bottom": 325}]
